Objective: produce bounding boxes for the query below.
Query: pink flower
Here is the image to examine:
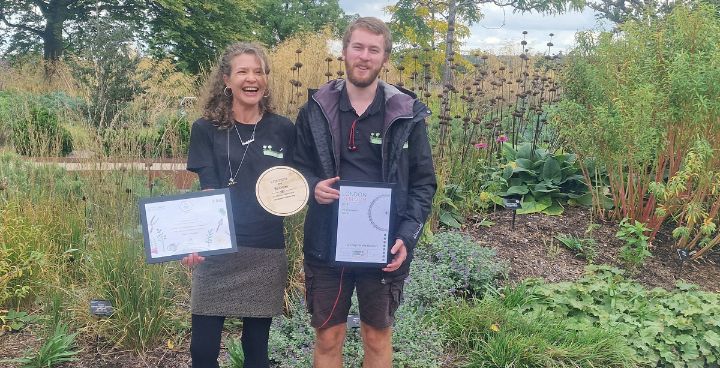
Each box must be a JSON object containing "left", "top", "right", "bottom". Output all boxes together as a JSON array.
[
  {"left": 474, "top": 142, "right": 488, "bottom": 149},
  {"left": 496, "top": 134, "right": 508, "bottom": 143}
]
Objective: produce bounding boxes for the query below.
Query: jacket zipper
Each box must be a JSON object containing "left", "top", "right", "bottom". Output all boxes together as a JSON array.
[{"left": 381, "top": 115, "right": 412, "bottom": 182}]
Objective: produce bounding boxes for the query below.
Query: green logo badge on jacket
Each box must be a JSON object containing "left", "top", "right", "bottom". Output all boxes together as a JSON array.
[{"left": 370, "top": 133, "right": 382, "bottom": 145}]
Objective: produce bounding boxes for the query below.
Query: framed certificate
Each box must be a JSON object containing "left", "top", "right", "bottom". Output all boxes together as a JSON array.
[
  {"left": 332, "top": 181, "right": 395, "bottom": 267},
  {"left": 139, "top": 188, "right": 237, "bottom": 264}
]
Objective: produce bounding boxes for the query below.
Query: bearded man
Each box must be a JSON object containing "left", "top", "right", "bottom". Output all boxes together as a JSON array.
[{"left": 293, "top": 16, "right": 437, "bottom": 368}]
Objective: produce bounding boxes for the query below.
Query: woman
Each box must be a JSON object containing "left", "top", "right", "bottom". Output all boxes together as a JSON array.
[{"left": 182, "top": 42, "right": 294, "bottom": 368}]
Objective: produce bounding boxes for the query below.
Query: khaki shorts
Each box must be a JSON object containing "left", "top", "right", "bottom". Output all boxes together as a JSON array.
[{"left": 304, "top": 262, "right": 407, "bottom": 329}]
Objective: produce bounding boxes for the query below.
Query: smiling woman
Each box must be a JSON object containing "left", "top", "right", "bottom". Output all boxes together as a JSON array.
[{"left": 182, "top": 42, "right": 295, "bottom": 368}]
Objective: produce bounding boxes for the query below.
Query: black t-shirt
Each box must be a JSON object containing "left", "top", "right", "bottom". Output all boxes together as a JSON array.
[
  {"left": 338, "top": 85, "right": 385, "bottom": 182},
  {"left": 186, "top": 113, "right": 295, "bottom": 249}
]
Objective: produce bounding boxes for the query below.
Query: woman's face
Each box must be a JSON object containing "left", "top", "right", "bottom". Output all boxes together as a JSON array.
[{"left": 223, "top": 53, "right": 267, "bottom": 110}]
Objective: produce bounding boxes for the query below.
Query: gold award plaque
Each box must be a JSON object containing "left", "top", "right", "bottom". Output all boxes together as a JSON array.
[{"left": 255, "top": 166, "right": 309, "bottom": 216}]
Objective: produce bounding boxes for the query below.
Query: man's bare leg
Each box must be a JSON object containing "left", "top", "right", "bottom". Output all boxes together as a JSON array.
[
  {"left": 314, "top": 323, "right": 347, "bottom": 368},
  {"left": 360, "top": 322, "right": 392, "bottom": 368}
]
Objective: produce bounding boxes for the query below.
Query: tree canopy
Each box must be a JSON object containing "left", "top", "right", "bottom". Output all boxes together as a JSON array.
[
  {"left": 0, "top": 0, "right": 147, "bottom": 60},
  {"left": 1, "top": 0, "right": 351, "bottom": 72}
]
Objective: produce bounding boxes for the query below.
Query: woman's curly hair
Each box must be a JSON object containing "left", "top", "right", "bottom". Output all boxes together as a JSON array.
[{"left": 201, "top": 42, "right": 273, "bottom": 129}]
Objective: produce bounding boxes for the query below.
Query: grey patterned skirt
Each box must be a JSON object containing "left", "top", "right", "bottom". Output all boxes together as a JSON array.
[{"left": 191, "top": 246, "right": 287, "bottom": 317}]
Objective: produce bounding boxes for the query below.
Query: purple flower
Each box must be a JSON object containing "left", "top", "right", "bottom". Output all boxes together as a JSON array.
[
  {"left": 496, "top": 134, "right": 509, "bottom": 143},
  {"left": 474, "top": 142, "right": 488, "bottom": 149}
]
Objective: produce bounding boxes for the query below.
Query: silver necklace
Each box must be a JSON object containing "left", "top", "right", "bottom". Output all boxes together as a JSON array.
[{"left": 226, "top": 118, "right": 260, "bottom": 186}]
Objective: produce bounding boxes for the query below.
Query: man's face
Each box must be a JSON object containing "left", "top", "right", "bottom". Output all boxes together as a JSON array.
[{"left": 343, "top": 28, "right": 388, "bottom": 88}]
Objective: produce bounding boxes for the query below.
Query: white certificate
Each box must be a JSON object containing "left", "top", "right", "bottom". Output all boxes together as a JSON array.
[
  {"left": 334, "top": 182, "right": 394, "bottom": 266},
  {"left": 139, "top": 189, "right": 237, "bottom": 263}
]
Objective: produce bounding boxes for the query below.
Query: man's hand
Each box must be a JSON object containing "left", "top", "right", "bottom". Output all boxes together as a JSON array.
[
  {"left": 382, "top": 239, "right": 407, "bottom": 272},
  {"left": 314, "top": 176, "right": 340, "bottom": 204},
  {"left": 181, "top": 252, "right": 205, "bottom": 267}
]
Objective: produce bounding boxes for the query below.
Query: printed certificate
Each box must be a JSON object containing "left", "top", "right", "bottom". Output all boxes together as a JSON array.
[
  {"left": 139, "top": 189, "right": 237, "bottom": 263},
  {"left": 333, "top": 181, "right": 395, "bottom": 267}
]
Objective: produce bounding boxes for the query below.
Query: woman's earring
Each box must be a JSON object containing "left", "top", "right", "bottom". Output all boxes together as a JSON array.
[
  {"left": 263, "top": 90, "right": 270, "bottom": 98},
  {"left": 223, "top": 86, "right": 232, "bottom": 97}
]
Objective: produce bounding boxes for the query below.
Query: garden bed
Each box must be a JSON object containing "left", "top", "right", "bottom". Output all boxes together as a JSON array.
[{"left": 469, "top": 206, "right": 720, "bottom": 293}]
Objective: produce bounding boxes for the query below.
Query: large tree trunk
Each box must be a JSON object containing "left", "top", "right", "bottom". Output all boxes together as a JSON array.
[{"left": 42, "top": 0, "right": 68, "bottom": 61}]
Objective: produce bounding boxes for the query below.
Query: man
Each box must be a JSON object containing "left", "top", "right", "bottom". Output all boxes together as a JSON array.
[{"left": 293, "top": 17, "right": 437, "bottom": 367}]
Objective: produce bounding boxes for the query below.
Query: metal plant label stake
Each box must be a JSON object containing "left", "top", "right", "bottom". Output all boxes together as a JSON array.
[{"left": 503, "top": 198, "right": 522, "bottom": 229}]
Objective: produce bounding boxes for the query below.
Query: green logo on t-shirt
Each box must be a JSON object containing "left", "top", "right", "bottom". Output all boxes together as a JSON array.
[
  {"left": 262, "top": 145, "right": 284, "bottom": 159},
  {"left": 370, "top": 133, "right": 382, "bottom": 145}
]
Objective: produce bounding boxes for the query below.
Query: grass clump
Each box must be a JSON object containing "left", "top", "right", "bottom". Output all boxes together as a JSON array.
[{"left": 434, "top": 296, "right": 637, "bottom": 367}]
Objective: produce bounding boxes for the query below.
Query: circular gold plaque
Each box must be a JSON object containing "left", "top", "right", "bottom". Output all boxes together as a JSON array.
[{"left": 256, "top": 166, "right": 309, "bottom": 216}]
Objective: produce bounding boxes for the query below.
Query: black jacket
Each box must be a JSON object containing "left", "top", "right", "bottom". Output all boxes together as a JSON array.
[{"left": 294, "top": 79, "right": 437, "bottom": 272}]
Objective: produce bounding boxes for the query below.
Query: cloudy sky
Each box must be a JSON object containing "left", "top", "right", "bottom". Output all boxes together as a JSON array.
[{"left": 338, "top": 0, "right": 613, "bottom": 54}]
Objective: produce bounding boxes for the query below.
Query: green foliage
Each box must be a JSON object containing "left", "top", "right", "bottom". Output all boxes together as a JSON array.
[
  {"left": 268, "top": 295, "right": 446, "bottom": 367},
  {"left": 223, "top": 337, "right": 245, "bottom": 368},
  {"left": 8, "top": 322, "right": 80, "bottom": 368},
  {"left": 100, "top": 115, "right": 191, "bottom": 158},
  {"left": 11, "top": 104, "right": 73, "bottom": 156},
  {"left": 519, "top": 265, "right": 720, "bottom": 367},
  {"left": 269, "top": 231, "right": 503, "bottom": 367},
  {"left": 0, "top": 310, "right": 40, "bottom": 332},
  {"left": 555, "top": 233, "right": 598, "bottom": 262},
  {"left": 69, "top": 17, "right": 143, "bottom": 129},
  {"left": 422, "top": 232, "right": 508, "bottom": 297},
  {"left": 497, "top": 142, "right": 589, "bottom": 215},
  {"left": 251, "top": 0, "right": 350, "bottom": 47},
  {"left": 0, "top": 202, "right": 49, "bottom": 308},
  {"left": 616, "top": 218, "right": 651, "bottom": 269},
  {"left": 435, "top": 159, "right": 505, "bottom": 228},
  {"left": 0, "top": 0, "right": 148, "bottom": 61},
  {"left": 0, "top": 91, "right": 75, "bottom": 157},
  {"left": 147, "top": 0, "right": 255, "bottom": 74},
  {"left": 433, "top": 296, "right": 636, "bottom": 367},
  {"left": 551, "top": 4, "right": 720, "bottom": 239},
  {"left": 88, "top": 236, "right": 174, "bottom": 352},
  {"left": 649, "top": 138, "right": 720, "bottom": 260}
]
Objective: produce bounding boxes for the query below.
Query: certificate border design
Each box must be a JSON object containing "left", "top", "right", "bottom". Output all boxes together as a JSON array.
[
  {"left": 138, "top": 188, "right": 238, "bottom": 264},
  {"left": 332, "top": 180, "right": 396, "bottom": 268}
]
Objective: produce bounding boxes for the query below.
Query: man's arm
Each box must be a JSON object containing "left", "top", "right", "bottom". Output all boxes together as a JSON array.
[
  {"left": 293, "top": 106, "right": 336, "bottom": 204},
  {"left": 395, "top": 119, "right": 437, "bottom": 251}
]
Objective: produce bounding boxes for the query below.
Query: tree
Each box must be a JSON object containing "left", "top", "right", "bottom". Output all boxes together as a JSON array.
[
  {"left": 251, "top": 0, "right": 351, "bottom": 46},
  {"left": 587, "top": 0, "right": 720, "bottom": 24},
  {"left": 147, "top": 0, "right": 256, "bottom": 74},
  {"left": 386, "top": 0, "right": 481, "bottom": 50},
  {"left": 0, "top": 0, "right": 146, "bottom": 61}
]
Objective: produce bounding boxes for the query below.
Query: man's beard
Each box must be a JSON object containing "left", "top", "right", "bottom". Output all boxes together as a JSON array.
[{"left": 346, "top": 62, "right": 382, "bottom": 88}]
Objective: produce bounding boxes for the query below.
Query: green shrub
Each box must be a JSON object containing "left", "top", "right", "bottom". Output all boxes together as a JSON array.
[
  {"left": 88, "top": 236, "right": 174, "bottom": 352},
  {"left": 7, "top": 322, "right": 80, "bottom": 368},
  {"left": 519, "top": 265, "right": 720, "bottom": 367},
  {"left": 418, "top": 231, "right": 507, "bottom": 298},
  {"left": 268, "top": 295, "right": 445, "bottom": 367},
  {"left": 223, "top": 337, "right": 244, "bottom": 368},
  {"left": 496, "top": 142, "right": 596, "bottom": 215},
  {"left": 434, "top": 296, "right": 637, "bottom": 367},
  {"left": 0, "top": 202, "right": 49, "bottom": 308},
  {"left": 616, "top": 218, "right": 652, "bottom": 269},
  {"left": 555, "top": 233, "right": 598, "bottom": 263},
  {"left": 11, "top": 104, "right": 73, "bottom": 156}
]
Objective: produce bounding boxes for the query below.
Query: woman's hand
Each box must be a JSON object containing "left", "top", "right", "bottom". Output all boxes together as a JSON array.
[{"left": 181, "top": 252, "right": 205, "bottom": 267}]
